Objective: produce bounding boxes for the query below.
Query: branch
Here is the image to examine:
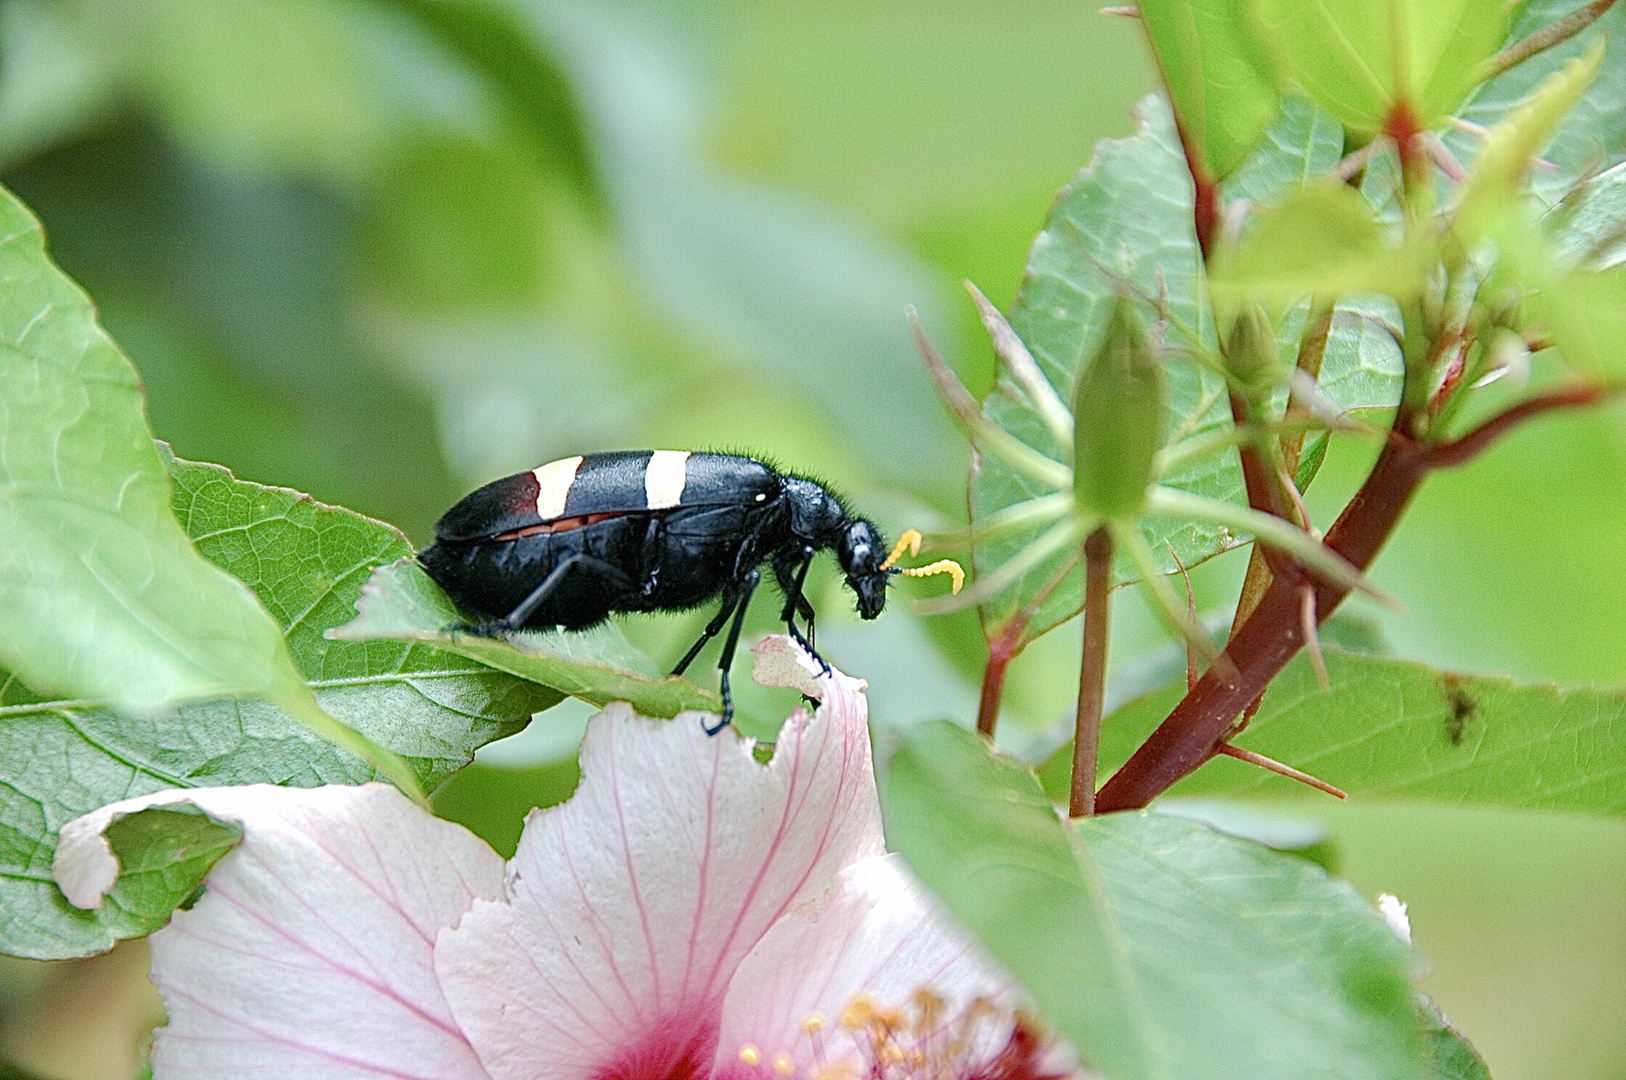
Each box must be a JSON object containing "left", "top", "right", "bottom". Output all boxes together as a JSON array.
[
  {"left": 1069, "top": 527, "right": 1114, "bottom": 817},
  {"left": 1096, "top": 410, "right": 1432, "bottom": 812},
  {"left": 976, "top": 545, "right": 1084, "bottom": 735},
  {"left": 978, "top": 627, "right": 1019, "bottom": 738},
  {"left": 1483, "top": 0, "right": 1619, "bottom": 82},
  {"left": 1425, "top": 383, "right": 1611, "bottom": 467}
]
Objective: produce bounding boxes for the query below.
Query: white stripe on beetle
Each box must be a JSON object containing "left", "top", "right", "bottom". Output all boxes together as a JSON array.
[
  {"left": 645, "top": 450, "right": 690, "bottom": 509},
  {"left": 532, "top": 456, "right": 583, "bottom": 519}
]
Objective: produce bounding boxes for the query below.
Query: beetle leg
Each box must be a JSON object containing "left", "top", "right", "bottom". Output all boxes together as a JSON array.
[
  {"left": 672, "top": 588, "right": 742, "bottom": 677},
  {"left": 498, "top": 554, "right": 636, "bottom": 631},
  {"left": 778, "top": 550, "right": 830, "bottom": 676},
  {"left": 707, "top": 568, "right": 761, "bottom": 735},
  {"left": 795, "top": 593, "right": 817, "bottom": 653}
]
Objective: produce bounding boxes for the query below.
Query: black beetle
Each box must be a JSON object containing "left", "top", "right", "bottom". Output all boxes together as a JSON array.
[{"left": 417, "top": 450, "right": 958, "bottom": 729}]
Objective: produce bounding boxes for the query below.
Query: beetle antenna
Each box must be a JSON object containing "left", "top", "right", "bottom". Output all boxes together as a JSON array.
[
  {"left": 879, "top": 528, "right": 924, "bottom": 570},
  {"left": 897, "top": 560, "right": 965, "bottom": 593},
  {"left": 879, "top": 528, "right": 964, "bottom": 593}
]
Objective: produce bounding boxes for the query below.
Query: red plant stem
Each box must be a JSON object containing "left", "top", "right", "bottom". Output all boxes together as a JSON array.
[
  {"left": 1426, "top": 384, "right": 1608, "bottom": 467},
  {"left": 1096, "top": 412, "right": 1432, "bottom": 811},
  {"left": 1486, "top": 0, "right": 1619, "bottom": 81},
  {"left": 975, "top": 545, "right": 1085, "bottom": 736},
  {"left": 1225, "top": 391, "right": 1289, "bottom": 727},
  {"left": 1069, "top": 527, "right": 1114, "bottom": 818},
  {"left": 977, "top": 623, "right": 1021, "bottom": 736},
  {"left": 1229, "top": 392, "right": 1287, "bottom": 518},
  {"left": 1164, "top": 83, "right": 1220, "bottom": 259},
  {"left": 1193, "top": 173, "right": 1220, "bottom": 262},
  {"left": 1097, "top": 381, "right": 1618, "bottom": 810},
  {"left": 1385, "top": 101, "right": 1426, "bottom": 202}
]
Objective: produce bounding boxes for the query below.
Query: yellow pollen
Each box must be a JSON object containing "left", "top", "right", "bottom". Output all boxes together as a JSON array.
[
  {"left": 773, "top": 1053, "right": 795, "bottom": 1077},
  {"left": 818, "top": 984, "right": 1057, "bottom": 1080},
  {"left": 738, "top": 1045, "right": 762, "bottom": 1067},
  {"left": 803, "top": 1013, "right": 825, "bottom": 1035},
  {"left": 839, "top": 995, "right": 876, "bottom": 1030}
]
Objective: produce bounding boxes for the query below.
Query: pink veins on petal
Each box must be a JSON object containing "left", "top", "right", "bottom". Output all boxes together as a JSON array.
[{"left": 52, "top": 637, "right": 1077, "bottom": 1080}]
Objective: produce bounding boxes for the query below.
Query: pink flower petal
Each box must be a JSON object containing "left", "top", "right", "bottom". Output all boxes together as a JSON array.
[
  {"left": 58, "top": 784, "right": 503, "bottom": 1080},
  {"left": 711, "top": 854, "right": 1025, "bottom": 1080},
  {"left": 435, "top": 651, "right": 883, "bottom": 1080}
]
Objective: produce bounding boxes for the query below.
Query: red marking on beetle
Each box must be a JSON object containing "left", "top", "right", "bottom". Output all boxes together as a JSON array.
[{"left": 492, "top": 511, "right": 626, "bottom": 541}]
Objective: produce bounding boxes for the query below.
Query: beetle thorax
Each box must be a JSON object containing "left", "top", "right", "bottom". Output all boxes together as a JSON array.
[{"left": 781, "top": 476, "right": 849, "bottom": 545}]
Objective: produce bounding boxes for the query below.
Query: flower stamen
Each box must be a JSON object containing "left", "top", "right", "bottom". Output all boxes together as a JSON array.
[{"left": 800, "top": 986, "right": 1069, "bottom": 1080}]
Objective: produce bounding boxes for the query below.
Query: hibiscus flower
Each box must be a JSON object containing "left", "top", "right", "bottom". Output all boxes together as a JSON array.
[{"left": 54, "top": 638, "right": 1076, "bottom": 1080}]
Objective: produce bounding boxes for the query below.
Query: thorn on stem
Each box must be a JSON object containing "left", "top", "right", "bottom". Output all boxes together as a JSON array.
[
  {"left": 1335, "top": 139, "right": 1389, "bottom": 182},
  {"left": 1299, "top": 584, "right": 1331, "bottom": 691},
  {"left": 1446, "top": 116, "right": 1491, "bottom": 139},
  {"left": 1166, "top": 540, "right": 1200, "bottom": 693},
  {"left": 1423, "top": 132, "right": 1468, "bottom": 184},
  {"left": 1277, "top": 465, "right": 1314, "bottom": 534},
  {"left": 1216, "top": 743, "right": 1347, "bottom": 799}
]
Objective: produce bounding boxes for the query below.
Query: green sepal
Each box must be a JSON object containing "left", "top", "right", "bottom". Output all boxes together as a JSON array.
[
  {"left": 1072, "top": 300, "right": 1166, "bottom": 519},
  {"left": 1456, "top": 41, "right": 1605, "bottom": 241},
  {"left": 1221, "top": 301, "right": 1279, "bottom": 392}
]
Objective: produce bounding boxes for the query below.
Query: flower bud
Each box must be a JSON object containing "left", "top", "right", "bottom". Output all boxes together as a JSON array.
[
  {"left": 1221, "top": 302, "right": 1278, "bottom": 392},
  {"left": 1072, "top": 300, "right": 1165, "bottom": 519}
]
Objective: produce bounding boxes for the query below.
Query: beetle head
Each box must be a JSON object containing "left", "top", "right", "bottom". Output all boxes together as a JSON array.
[{"left": 837, "top": 519, "right": 889, "bottom": 620}]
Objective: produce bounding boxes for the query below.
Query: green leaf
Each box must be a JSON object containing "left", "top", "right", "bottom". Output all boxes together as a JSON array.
[
  {"left": 1548, "top": 160, "right": 1626, "bottom": 268},
  {"left": 1074, "top": 302, "right": 1165, "bottom": 518},
  {"left": 0, "top": 455, "right": 556, "bottom": 960},
  {"left": 167, "top": 451, "right": 563, "bottom": 760},
  {"left": 1533, "top": 262, "right": 1626, "bottom": 378},
  {"left": 1455, "top": 41, "right": 1605, "bottom": 239},
  {"left": 1222, "top": 94, "right": 1346, "bottom": 207},
  {"left": 0, "top": 182, "right": 418, "bottom": 791},
  {"left": 102, "top": 806, "right": 241, "bottom": 927},
  {"left": 882, "top": 722, "right": 1158, "bottom": 1080},
  {"left": 1154, "top": 797, "right": 1341, "bottom": 871},
  {"left": 1454, "top": 0, "right": 1626, "bottom": 207},
  {"left": 883, "top": 722, "right": 1425, "bottom": 1080},
  {"left": 1419, "top": 993, "right": 1493, "bottom": 1080},
  {"left": 332, "top": 558, "right": 721, "bottom": 717},
  {"left": 1214, "top": 180, "right": 1427, "bottom": 307},
  {"left": 1250, "top": 0, "right": 1508, "bottom": 133},
  {"left": 431, "top": 757, "right": 581, "bottom": 860},
  {"left": 976, "top": 94, "right": 1241, "bottom": 644},
  {"left": 1136, "top": 0, "right": 1279, "bottom": 177},
  {"left": 1317, "top": 295, "right": 1406, "bottom": 414},
  {"left": 1098, "top": 647, "right": 1626, "bottom": 814}
]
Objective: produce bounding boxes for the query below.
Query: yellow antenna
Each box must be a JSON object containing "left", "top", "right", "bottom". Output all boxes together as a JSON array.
[
  {"left": 880, "top": 528, "right": 924, "bottom": 570},
  {"left": 897, "top": 560, "right": 964, "bottom": 593},
  {"left": 880, "top": 528, "right": 965, "bottom": 594}
]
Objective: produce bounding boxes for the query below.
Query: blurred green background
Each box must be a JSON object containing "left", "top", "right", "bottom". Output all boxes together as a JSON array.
[{"left": 0, "top": 1, "right": 1620, "bottom": 1078}]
